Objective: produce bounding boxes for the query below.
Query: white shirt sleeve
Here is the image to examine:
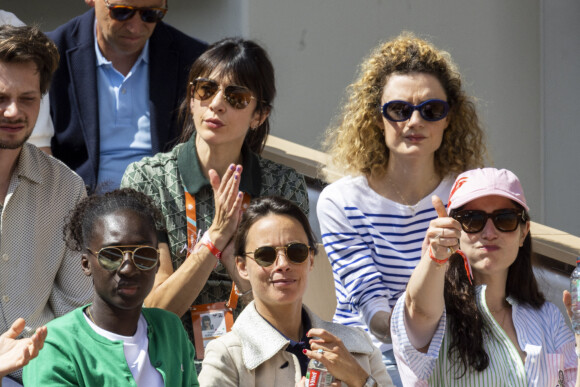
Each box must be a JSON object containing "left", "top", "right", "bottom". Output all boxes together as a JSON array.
[{"left": 28, "top": 94, "right": 54, "bottom": 148}]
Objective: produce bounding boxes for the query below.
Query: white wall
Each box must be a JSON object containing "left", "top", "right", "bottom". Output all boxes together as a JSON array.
[
  {"left": 3, "top": 0, "right": 579, "bottom": 235},
  {"left": 541, "top": 0, "right": 580, "bottom": 236}
]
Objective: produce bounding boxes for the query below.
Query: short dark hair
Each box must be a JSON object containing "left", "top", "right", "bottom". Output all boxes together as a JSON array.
[
  {"left": 64, "top": 188, "right": 166, "bottom": 252},
  {"left": 0, "top": 25, "right": 59, "bottom": 95},
  {"left": 234, "top": 196, "right": 318, "bottom": 259},
  {"left": 178, "top": 37, "right": 275, "bottom": 154}
]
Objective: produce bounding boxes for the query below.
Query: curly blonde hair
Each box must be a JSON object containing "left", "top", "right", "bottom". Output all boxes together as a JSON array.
[{"left": 324, "top": 32, "right": 485, "bottom": 178}]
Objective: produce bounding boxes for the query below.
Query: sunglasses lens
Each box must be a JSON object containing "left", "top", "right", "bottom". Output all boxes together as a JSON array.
[
  {"left": 224, "top": 86, "right": 253, "bottom": 109},
  {"left": 193, "top": 80, "right": 219, "bottom": 101},
  {"left": 140, "top": 9, "right": 165, "bottom": 23},
  {"left": 253, "top": 246, "right": 277, "bottom": 267},
  {"left": 286, "top": 243, "right": 310, "bottom": 263},
  {"left": 455, "top": 209, "right": 522, "bottom": 233},
  {"left": 420, "top": 100, "right": 448, "bottom": 121},
  {"left": 109, "top": 7, "right": 136, "bottom": 21},
  {"left": 133, "top": 247, "right": 159, "bottom": 270},
  {"left": 384, "top": 102, "right": 413, "bottom": 121},
  {"left": 98, "top": 247, "right": 124, "bottom": 270},
  {"left": 493, "top": 211, "right": 520, "bottom": 232},
  {"left": 455, "top": 211, "right": 486, "bottom": 233}
]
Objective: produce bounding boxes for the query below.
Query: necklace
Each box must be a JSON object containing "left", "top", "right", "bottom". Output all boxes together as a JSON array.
[
  {"left": 385, "top": 173, "right": 440, "bottom": 215},
  {"left": 489, "top": 301, "right": 511, "bottom": 328},
  {"left": 86, "top": 306, "right": 97, "bottom": 324}
]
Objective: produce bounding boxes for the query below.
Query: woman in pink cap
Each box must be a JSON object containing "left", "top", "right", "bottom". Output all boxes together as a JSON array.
[{"left": 391, "top": 167, "right": 577, "bottom": 386}]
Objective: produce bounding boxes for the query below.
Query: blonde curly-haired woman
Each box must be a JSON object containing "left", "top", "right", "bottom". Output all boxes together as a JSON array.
[{"left": 316, "top": 32, "right": 486, "bottom": 385}]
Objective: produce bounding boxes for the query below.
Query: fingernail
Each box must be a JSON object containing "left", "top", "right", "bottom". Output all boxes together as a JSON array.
[
  {"left": 229, "top": 164, "right": 235, "bottom": 171},
  {"left": 238, "top": 192, "right": 243, "bottom": 198},
  {"left": 302, "top": 349, "right": 307, "bottom": 354},
  {"left": 234, "top": 174, "right": 238, "bottom": 180},
  {"left": 236, "top": 165, "right": 242, "bottom": 171}
]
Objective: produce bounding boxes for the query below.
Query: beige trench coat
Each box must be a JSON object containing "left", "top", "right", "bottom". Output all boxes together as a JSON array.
[{"left": 198, "top": 302, "right": 393, "bottom": 386}]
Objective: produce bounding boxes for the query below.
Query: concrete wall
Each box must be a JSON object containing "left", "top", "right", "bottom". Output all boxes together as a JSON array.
[
  {"left": 541, "top": 0, "right": 580, "bottom": 236},
  {"left": 3, "top": 0, "right": 579, "bottom": 235}
]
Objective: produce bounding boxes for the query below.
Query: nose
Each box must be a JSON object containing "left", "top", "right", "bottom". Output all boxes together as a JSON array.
[
  {"left": 272, "top": 248, "right": 291, "bottom": 270},
  {"left": 208, "top": 88, "right": 227, "bottom": 111},
  {"left": 480, "top": 218, "right": 498, "bottom": 240},
  {"left": 123, "top": 12, "right": 147, "bottom": 31},
  {"left": 406, "top": 109, "right": 424, "bottom": 126},
  {"left": 118, "top": 252, "right": 138, "bottom": 274},
  {"left": 2, "top": 101, "right": 19, "bottom": 118}
]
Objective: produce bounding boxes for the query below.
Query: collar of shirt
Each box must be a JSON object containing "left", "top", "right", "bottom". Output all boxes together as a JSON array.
[
  {"left": 176, "top": 134, "right": 262, "bottom": 197},
  {"left": 260, "top": 308, "right": 313, "bottom": 376},
  {"left": 92, "top": 18, "right": 150, "bottom": 69},
  {"left": 14, "top": 144, "right": 43, "bottom": 185}
]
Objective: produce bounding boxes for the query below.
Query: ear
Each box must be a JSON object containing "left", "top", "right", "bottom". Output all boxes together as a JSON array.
[
  {"left": 308, "top": 251, "right": 315, "bottom": 272},
  {"left": 519, "top": 221, "right": 531, "bottom": 247},
  {"left": 250, "top": 107, "right": 270, "bottom": 129},
  {"left": 81, "top": 253, "right": 92, "bottom": 277},
  {"left": 236, "top": 256, "right": 250, "bottom": 281},
  {"left": 85, "top": 0, "right": 95, "bottom": 7}
]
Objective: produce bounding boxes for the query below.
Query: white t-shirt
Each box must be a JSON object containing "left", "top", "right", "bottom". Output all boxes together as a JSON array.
[{"left": 83, "top": 312, "right": 164, "bottom": 387}]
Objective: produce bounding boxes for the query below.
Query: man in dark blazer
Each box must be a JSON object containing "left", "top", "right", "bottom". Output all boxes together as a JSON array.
[{"left": 47, "top": 0, "right": 206, "bottom": 192}]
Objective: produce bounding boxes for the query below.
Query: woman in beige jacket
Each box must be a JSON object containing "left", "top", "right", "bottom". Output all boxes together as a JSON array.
[{"left": 199, "top": 196, "right": 392, "bottom": 387}]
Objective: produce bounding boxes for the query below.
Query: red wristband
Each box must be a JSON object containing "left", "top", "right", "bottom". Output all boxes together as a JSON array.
[
  {"left": 428, "top": 245, "right": 449, "bottom": 265},
  {"left": 199, "top": 231, "right": 222, "bottom": 260}
]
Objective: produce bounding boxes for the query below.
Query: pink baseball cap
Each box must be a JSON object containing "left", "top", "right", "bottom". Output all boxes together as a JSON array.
[{"left": 447, "top": 168, "right": 529, "bottom": 212}]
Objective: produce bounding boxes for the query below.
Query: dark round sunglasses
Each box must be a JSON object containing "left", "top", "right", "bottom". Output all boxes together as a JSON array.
[
  {"left": 244, "top": 242, "right": 312, "bottom": 267},
  {"left": 191, "top": 78, "right": 257, "bottom": 110},
  {"left": 87, "top": 245, "right": 160, "bottom": 271},
  {"left": 382, "top": 99, "right": 449, "bottom": 122},
  {"left": 451, "top": 208, "right": 528, "bottom": 234},
  {"left": 104, "top": 0, "right": 167, "bottom": 23}
]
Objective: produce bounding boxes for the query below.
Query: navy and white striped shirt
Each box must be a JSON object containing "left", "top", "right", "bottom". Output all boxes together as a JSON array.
[
  {"left": 391, "top": 285, "right": 576, "bottom": 386},
  {"left": 317, "top": 175, "right": 454, "bottom": 351}
]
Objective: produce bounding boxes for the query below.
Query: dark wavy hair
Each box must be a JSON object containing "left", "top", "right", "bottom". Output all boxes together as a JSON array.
[
  {"left": 234, "top": 196, "right": 318, "bottom": 259},
  {"left": 178, "top": 37, "right": 275, "bottom": 154},
  {"left": 0, "top": 25, "right": 59, "bottom": 95},
  {"left": 444, "top": 205, "right": 544, "bottom": 378},
  {"left": 64, "top": 188, "right": 166, "bottom": 252}
]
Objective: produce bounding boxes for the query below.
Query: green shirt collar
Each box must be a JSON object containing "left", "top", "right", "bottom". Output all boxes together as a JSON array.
[{"left": 177, "top": 134, "right": 262, "bottom": 197}]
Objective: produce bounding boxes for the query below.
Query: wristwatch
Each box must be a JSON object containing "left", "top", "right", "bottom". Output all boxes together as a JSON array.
[{"left": 363, "top": 375, "right": 378, "bottom": 387}]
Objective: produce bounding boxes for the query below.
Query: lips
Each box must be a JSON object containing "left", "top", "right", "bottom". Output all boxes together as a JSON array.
[
  {"left": 0, "top": 121, "right": 25, "bottom": 132},
  {"left": 404, "top": 134, "right": 425, "bottom": 141},
  {"left": 204, "top": 118, "right": 224, "bottom": 129},
  {"left": 116, "top": 281, "right": 139, "bottom": 295},
  {"left": 478, "top": 245, "right": 500, "bottom": 252},
  {"left": 270, "top": 278, "right": 297, "bottom": 285}
]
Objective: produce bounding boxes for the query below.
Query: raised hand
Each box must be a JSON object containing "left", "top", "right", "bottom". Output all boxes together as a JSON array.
[
  {"left": 0, "top": 318, "right": 47, "bottom": 377},
  {"left": 207, "top": 164, "right": 244, "bottom": 250}
]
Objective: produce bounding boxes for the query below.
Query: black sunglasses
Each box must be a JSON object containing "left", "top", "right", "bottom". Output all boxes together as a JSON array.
[
  {"left": 382, "top": 99, "right": 449, "bottom": 122},
  {"left": 244, "top": 242, "right": 311, "bottom": 267},
  {"left": 87, "top": 245, "right": 160, "bottom": 271},
  {"left": 104, "top": 0, "right": 167, "bottom": 23},
  {"left": 191, "top": 78, "right": 257, "bottom": 110},
  {"left": 451, "top": 209, "right": 528, "bottom": 234}
]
